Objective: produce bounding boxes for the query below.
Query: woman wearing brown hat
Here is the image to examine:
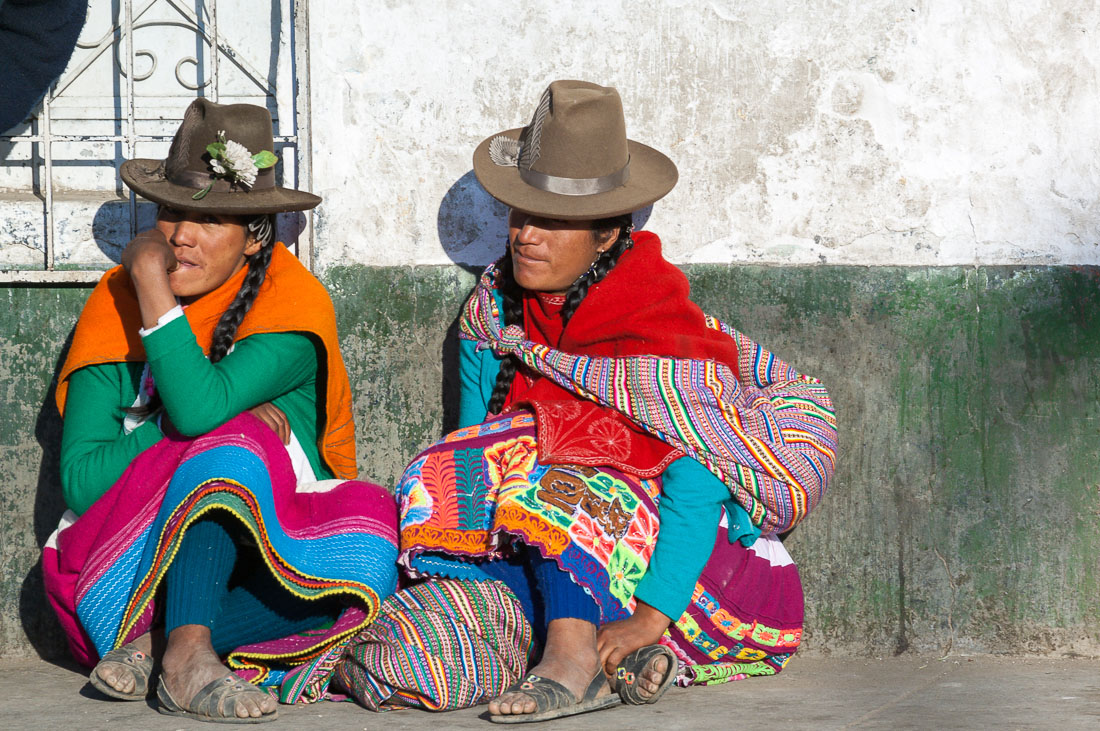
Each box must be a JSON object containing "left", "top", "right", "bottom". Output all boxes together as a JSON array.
[
  {"left": 42, "top": 99, "right": 399, "bottom": 723},
  {"left": 394, "top": 81, "right": 836, "bottom": 722}
]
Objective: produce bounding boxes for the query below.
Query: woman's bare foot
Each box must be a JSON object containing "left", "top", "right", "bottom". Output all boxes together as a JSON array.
[
  {"left": 632, "top": 650, "right": 672, "bottom": 699},
  {"left": 159, "top": 625, "right": 276, "bottom": 720},
  {"left": 92, "top": 630, "right": 160, "bottom": 697},
  {"left": 488, "top": 618, "right": 612, "bottom": 717}
]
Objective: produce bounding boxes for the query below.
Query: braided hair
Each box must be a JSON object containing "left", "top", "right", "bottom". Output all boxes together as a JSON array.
[
  {"left": 208, "top": 213, "right": 276, "bottom": 362},
  {"left": 486, "top": 213, "right": 634, "bottom": 415},
  {"left": 125, "top": 213, "right": 276, "bottom": 419}
]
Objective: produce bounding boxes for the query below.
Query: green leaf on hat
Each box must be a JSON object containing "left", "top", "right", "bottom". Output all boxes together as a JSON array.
[
  {"left": 252, "top": 150, "right": 278, "bottom": 169},
  {"left": 206, "top": 142, "right": 227, "bottom": 158}
]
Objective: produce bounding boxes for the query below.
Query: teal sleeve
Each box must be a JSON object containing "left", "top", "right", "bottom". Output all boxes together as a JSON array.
[
  {"left": 633, "top": 457, "right": 729, "bottom": 620},
  {"left": 60, "top": 362, "right": 164, "bottom": 515},
  {"left": 458, "top": 337, "right": 501, "bottom": 428},
  {"left": 457, "top": 288, "right": 504, "bottom": 429},
  {"left": 143, "top": 316, "right": 318, "bottom": 437}
]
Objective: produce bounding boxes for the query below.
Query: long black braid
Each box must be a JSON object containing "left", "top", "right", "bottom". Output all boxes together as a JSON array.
[
  {"left": 486, "top": 213, "right": 634, "bottom": 415},
  {"left": 207, "top": 213, "right": 276, "bottom": 363},
  {"left": 125, "top": 213, "right": 276, "bottom": 420}
]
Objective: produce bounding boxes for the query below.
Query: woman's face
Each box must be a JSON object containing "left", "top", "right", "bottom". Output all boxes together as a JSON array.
[
  {"left": 507, "top": 210, "right": 616, "bottom": 295},
  {"left": 155, "top": 207, "right": 261, "bottom": 303}
]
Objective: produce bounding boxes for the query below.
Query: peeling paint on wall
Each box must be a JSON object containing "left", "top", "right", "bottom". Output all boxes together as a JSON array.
[{"left": 308, "top": 1, "right": 1100, "bottom": 269}]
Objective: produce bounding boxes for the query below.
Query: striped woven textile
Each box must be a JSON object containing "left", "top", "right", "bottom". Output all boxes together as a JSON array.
[
  {"left": 335, "top": 579, "right": 533, "bottom": 711},
  {"left": 42, "top": 413, "right": 399, "bottom": 704},
  {"left": 459, "top": 265, "right": 837, "bottom": 534}
]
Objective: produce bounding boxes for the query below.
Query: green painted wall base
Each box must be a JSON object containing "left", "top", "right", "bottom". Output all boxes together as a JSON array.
[{"left": 3, "top": 265, "right": 1099, "bottom": 659}]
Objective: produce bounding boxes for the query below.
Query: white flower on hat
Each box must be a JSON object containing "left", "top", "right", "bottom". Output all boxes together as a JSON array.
[
  {"left": 193, "top": 131, "right": 278, "bottom": 200},
  {"left": 222, "top": 139, "right": 259, "bottom": 187}
]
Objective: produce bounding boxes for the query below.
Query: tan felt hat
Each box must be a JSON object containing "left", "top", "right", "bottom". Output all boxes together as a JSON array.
[
  {"left": 121, "top": 98, "right": 321, "bottom": 215},
  {"left": 472, "top": 80, "right": 677, "bottom": 220}
]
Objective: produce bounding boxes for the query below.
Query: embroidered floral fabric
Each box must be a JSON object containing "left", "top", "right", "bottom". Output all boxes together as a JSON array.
[{"left": 397, "top": 412, "right": 804, "bottom": 686}]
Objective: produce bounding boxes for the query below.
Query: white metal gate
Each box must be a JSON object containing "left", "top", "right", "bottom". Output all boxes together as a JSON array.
[{"left": 0, "top": 0, "right": 313, "bottom": 284}]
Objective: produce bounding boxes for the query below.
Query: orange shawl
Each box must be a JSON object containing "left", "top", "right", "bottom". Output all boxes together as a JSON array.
[{"left": 56, "top": 243, "right": 358, "bottom": 480}]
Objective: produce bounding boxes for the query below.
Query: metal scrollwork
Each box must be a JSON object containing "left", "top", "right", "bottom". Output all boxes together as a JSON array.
[
  {"left": 175, "top": 57, "right": 212, "bottom": 90},
  {"left": 117, "top": 49, "right": 157, "bottom": 82},
  {"left": 60, "top": 5, "right": 275, "bottom": 99}
]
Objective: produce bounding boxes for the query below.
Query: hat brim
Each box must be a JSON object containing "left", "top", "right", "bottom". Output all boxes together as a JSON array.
[
  {"left": 120, "top": 159, "right": 321, "bottom": 215},
  {"left": 472, "top": 128, "right": 677, "bottom": 221}
]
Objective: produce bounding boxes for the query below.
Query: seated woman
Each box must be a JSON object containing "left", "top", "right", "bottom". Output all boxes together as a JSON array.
[
  {"left": 396, "top": 81, "right": 837, "bottom": 723},
  {"left": 42, "top": 99, "right": 398, "bottom": 724}
]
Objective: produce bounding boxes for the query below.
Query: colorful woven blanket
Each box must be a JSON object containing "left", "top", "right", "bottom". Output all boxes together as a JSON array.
[
  {"left": 336, "top": 579, "right": 533, "bottom": 711},
  {"left": 42, "top": 413, "right": 398, "bottom": 704},
  {"left": 459, "top": 265, "right": 837, "bottom": 534}
]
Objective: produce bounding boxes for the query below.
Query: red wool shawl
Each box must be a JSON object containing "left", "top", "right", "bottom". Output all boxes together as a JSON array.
[{"left": 496, "top": 231, "right": 741, "bottom": 477}]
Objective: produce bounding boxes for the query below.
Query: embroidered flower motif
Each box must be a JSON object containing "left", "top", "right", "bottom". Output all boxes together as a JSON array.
[
  {"left": 606, "top": 545, "right": 645, "bottom": 604},
  {"left": 396, "top": 456, "right": 433, "bottom": 527},
  {"left": 192, "top": 131, "right": 278, "bottom": 200},
  {"left": 569, "top": 513, "right": 614, "bottom": 564},
  {"left": 587, "top": 416, "right": 631, "bottom": 460},
  {"left": 622, "top": 506, "right": 659, "bottom": 559},
  {"left": 484, "top": 435, "right": 539, "bottom": 501}
]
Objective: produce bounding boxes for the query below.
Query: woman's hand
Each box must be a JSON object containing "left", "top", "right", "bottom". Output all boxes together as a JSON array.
[
  {"left": 596, "top": 599, "right": 672, "bottom": 675},
  {"left": 249, "top": 402, "right": 291, "bottom": 444},
  {"left": 122, "top": 229, "right": 180, "bottom": 329},
  {"left": 121, "top": 228, "right": 178, "bottom": 279}
]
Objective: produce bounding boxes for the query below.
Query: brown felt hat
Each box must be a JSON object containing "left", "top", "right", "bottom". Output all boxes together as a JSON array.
[
  {"left": 120, "top": 98, "right": 321, "bottom": 215},
  {"left": 472, "top": 80, "right": 677, "bottom": 220}
]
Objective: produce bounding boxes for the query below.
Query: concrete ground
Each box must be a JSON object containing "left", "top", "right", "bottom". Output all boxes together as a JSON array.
[{"left": 0, "top": 655, "right": 1097, "bottom": 730}]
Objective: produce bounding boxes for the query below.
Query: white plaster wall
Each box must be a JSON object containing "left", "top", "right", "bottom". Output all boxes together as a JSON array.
[{"left": 308, "top": 0, "right": 1100, "bottom": 268}]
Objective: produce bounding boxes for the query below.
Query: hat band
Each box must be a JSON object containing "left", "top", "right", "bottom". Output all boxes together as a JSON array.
[
  {"left": 519, "top": 158, "right": 630, "bottom": 196},
  {"left": 168, "top": 168, "right": 276, "bottom": 193}
]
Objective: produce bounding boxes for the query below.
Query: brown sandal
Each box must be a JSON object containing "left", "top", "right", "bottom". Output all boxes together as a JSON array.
[
  {"left": 489, "top": 671, "right": 620, "bottom": 724},
  {"left": 156, "top": 673, "right": 278, "bottom": 724},
  {"left": 89, "top": 642, "right": 156, "bottom": 701}
]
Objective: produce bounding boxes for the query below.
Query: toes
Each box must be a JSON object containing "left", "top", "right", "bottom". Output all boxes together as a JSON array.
[
  {"left": 233, "top": 694, "right": 257, "bottom": 718},
  {"left": 99, "top": 664, "right": 133, "bottom": 693},
  {"left": 491, "top": 692, "right": 535, "bottom": 715},
  {"left": 98, "top": 664, "right": 117, "bottom": 684},
  {"left": 234, "top": 690, "right": 275, "bottom": 718}
]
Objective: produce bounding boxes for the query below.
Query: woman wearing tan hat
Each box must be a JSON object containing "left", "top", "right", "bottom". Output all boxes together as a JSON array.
[
  {"left": 42, "top": 99, "right": 400, "bottom": 723},
  {"left": 393, "top": 81, "right": 837, "bottom": 722}
]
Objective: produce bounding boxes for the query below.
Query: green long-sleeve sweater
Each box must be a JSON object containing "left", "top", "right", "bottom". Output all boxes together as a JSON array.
[
  {"left": 60, "top": 315, "right": 331, "bottom": 515},
  {"left": 458, "top": 327, "right": 760, "bottom": 621}
]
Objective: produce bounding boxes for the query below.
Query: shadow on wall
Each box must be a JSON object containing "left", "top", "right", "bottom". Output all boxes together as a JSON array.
[
  {"left": 435, "top": 171, "right": 499, "bottom": 433},
  {"left": 435, "top": 170, "right": 654, "bottom": 267},
  {"left": 23, "top": 327, "right": 77, "bottom": 663},
  {"left": 91, "top": 199, "right": 159, "bottom": 264}
]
